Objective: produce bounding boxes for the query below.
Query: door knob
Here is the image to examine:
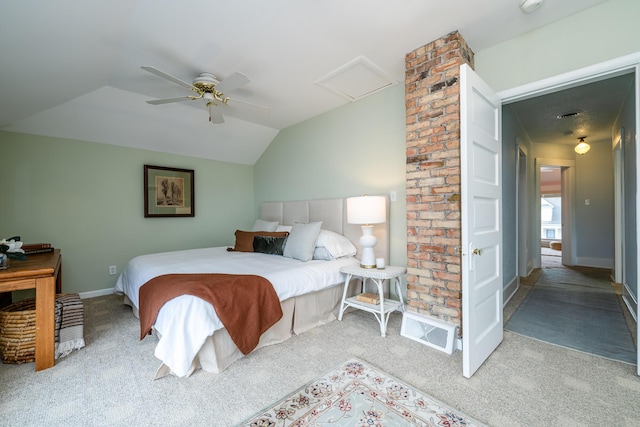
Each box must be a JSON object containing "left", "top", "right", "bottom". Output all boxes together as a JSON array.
[{"left": 473, "top": 248, "right": 481, "bottom": 256}]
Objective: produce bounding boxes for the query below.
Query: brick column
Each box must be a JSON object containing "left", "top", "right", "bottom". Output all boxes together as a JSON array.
[{"left": 405, "top": 31, "right": 474, "bottom": 330}]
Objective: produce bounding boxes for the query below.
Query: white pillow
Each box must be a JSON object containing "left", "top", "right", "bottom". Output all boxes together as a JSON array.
[
  {"left": 283, "top": 221, "right": 322, "bottom": 262},
  {"left": 315, "top": 229, "right": 357, "bottom": 259},
  {"left": 275, "top": 225, "right": 293, "bottom": 232},
  {"left": 252, "top": 219, "right": 279, "bottom": 232},
  {"left": 312, "top": 246, "right": 333, "bottom": 261}
]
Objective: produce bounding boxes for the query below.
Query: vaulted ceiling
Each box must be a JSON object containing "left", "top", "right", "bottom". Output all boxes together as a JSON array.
[{"left": 1, "top": 0, "right": 611, "bottom": 164}]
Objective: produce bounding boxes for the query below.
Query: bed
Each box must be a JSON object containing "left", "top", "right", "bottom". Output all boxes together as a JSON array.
[{"left": 114, "top": 197, "right": 389, "bottom": 378}]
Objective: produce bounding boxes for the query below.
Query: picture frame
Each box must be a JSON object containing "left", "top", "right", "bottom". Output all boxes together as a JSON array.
[{"left": 144, "top": 165, "right": 194, "bottom": 217}]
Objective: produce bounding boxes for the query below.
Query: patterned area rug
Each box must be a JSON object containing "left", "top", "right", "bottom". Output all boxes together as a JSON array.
[{"left": 240, "top": 358, "right": 487, "bottom": 427}]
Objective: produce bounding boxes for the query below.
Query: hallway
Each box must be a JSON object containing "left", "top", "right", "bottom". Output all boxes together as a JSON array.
[{"left": 505, "top": 250, "right": 637, "bottom": 365}]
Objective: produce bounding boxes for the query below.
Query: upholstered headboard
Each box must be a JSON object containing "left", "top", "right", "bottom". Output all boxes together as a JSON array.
[{"left": 260, "top": 197, "right": 390, "bottom": 261}]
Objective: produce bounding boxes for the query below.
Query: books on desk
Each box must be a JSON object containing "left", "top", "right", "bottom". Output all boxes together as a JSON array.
[{"left": 22, "top": 243, "right": 54, "bottom": 255}]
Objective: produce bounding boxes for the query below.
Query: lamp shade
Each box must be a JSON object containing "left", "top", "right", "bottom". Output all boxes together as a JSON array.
[{"left": 347, "top": 196, "right": 386, "bottom": 225}]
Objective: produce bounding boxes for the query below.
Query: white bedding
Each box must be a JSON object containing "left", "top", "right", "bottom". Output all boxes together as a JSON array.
[{"left": 114, "top": 246, "right": 358, "bottom": 377}]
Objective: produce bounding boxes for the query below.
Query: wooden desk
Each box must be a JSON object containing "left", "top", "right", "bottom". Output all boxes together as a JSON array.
[{"left": 0, "top": 249, "right": 61, "bottom": 371}]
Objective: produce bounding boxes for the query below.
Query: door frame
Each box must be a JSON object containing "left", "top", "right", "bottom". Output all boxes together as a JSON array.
[
  {"left": 534, "top": 159, "right": 576, "bottom": 268},
  {"left": 614, "top": 129, "right": 625, "bottom": 285},
  {"left": 516, "top": 142, "right": 530, "bottom": 278},
  {"left": 498, "top": 52, "right": 640, "bottom": 374}
]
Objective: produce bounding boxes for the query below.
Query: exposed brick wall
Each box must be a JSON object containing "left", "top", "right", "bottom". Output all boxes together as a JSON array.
[{"left": 405, "top": 31, "right": 474, "bottom": 331}]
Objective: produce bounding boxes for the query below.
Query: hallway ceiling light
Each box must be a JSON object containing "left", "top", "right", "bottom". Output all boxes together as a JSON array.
[{"left": 574, "top": 137, "right": 590, "bottom": 155}]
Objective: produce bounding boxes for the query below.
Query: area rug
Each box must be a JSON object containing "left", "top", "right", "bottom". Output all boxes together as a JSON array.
[
  {"left": 505, "top": 266, "right": 636, "bottom": 364},
  {"left": 240, "top": 358, "right": 487, "bottom": 427}
]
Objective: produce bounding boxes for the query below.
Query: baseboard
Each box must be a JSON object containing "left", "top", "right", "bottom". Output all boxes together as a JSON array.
[
  {"left": 622, "top": 283, "right": 638, "bottom": 323},
  {"left": 455, "top": 337, "right": 462, "bottom": 351},
  {"left": 503, "top": 275, "right": 519, "bottom": 306},
  {"left": 78, "top": 287, "right": 115, "bottom": 300},
  {"left": 575, "top": 257, "right": 614, "bottom": 269}
]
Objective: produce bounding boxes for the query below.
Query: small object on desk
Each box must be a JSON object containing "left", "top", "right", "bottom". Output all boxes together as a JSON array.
[
  {"left": 356, "top": 292, "right": 380, "bottom": 305},
  {"left": 376, "top": 257, "right": 385, "bottom": 269},
  {"left": 23, "top": 243, "right": 54, "bottom": 255}
]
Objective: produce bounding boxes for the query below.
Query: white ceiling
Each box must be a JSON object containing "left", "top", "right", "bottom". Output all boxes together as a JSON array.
[{"left": 1, "top": 0, "right": 610, "bottom": 165}]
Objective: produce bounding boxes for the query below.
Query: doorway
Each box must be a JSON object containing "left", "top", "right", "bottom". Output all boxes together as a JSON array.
[
  {"left": 502, "top": 57, "right": 640, "bottom": 372},
  {"left": 540, "top": 166, "right": 562, "bottom": 267}
]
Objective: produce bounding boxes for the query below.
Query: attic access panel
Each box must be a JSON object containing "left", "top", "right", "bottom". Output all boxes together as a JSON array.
[{"left": 316, "top": 56, "right": 396, "bottom": 101}]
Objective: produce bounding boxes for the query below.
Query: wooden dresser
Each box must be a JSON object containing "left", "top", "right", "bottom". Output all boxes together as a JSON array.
[{"left": 0, "top": 249, "right": 61, "bottom": 371}]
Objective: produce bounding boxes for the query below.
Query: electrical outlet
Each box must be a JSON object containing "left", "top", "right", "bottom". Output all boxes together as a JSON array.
[
  {"left": 390, "top": 191, "right": 397, "bottom": 202},
  {"left": 108, "top": 265, "right": 117, "bottom": 276}
]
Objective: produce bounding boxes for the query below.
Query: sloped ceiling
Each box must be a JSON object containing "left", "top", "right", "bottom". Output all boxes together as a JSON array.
[{"left": 1, "top": 0, "right": 610, "bottom": 165}]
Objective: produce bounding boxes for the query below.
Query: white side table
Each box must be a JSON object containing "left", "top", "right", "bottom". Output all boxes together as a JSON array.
[{"left": 338, "top": 265, "right": 406, "bottom": 337}]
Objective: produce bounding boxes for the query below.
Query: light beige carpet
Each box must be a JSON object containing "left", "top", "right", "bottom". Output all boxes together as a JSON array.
[{"left": 1, "top": 291, "right": 640, "bottom": 426}]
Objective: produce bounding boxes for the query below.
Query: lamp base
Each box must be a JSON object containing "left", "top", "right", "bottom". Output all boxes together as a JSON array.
[{"left": 359, "top": 226, "right": 377, "bottom": 269}]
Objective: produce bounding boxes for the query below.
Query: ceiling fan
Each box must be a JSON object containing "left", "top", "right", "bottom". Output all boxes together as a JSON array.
[{"left": 141, "top": 65, "right": 268, "bottom": 124}]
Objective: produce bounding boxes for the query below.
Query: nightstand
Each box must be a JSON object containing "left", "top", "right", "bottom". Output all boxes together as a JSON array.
[{"left": 338, "top": 264, "right": 406, "bottom": 337}]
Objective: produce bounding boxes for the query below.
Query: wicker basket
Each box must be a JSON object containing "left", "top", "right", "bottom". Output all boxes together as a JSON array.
[{"left": 0, "top": 298, "right": 37, "bottom": 364}]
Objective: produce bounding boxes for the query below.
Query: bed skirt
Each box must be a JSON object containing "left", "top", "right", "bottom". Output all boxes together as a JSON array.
[{"left": 122, "top": 279, "right": 360, "bottom": 378}]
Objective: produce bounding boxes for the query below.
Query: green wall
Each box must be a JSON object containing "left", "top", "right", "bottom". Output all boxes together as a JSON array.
[
  {"left": 1, "top": 131, "right": 255, "bottom": 295},
  {"left": 254, "top": 84, "right": 407, "bottom": 268},
  {"left": 475, "top": 0, "right": 640, "bottom": 91}
]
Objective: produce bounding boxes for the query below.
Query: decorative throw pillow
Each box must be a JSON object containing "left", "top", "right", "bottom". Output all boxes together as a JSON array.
[
  {"left": 229, "top": 230, "right": 290, "bottom": 252},
  {"left": 251, "top": 219, "right": 279, "bottom": 232},
  {"left": 282, "top": 221, "right": 322, "bottom": 262},
  {"left": 253, "top": 235, "right": 288, "bottom": 255}
]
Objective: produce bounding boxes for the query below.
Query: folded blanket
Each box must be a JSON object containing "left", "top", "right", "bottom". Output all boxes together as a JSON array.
[
  {"left": 54, "top": 293, "right": 85, "bottom": 359},
  {"left": 138, "top": 274, "right": 283, "bottom": 355}
]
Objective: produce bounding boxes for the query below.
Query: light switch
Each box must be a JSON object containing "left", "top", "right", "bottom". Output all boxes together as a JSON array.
[{"left": 585, "top": 199, "right": 590, "bottom": 206}]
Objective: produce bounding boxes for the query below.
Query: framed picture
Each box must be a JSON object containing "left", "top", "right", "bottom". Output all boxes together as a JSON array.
[{"left": 144, "top": 165, "right": 194, "bottom": 217}]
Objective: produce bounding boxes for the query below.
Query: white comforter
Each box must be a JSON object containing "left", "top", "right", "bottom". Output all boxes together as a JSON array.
[{"left": 114, "top": 247, "right": 357, "bottom": 377}]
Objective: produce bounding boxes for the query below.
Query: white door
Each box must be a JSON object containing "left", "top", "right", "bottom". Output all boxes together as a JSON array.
[{"left": 460, "top": 64, "right": 503, "bottom": 378}]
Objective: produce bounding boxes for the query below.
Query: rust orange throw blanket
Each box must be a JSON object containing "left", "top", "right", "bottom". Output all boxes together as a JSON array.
[{"left": 138, "top": 274, "right": 283, "bottom": 355}]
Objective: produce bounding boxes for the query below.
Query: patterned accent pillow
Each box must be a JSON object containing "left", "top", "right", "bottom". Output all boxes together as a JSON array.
[
  {"left": 228, "top": 230, "right": 290, "bottom": 252},
  {"left": 253, "top": 235, "right": 288, "bottom": 255}
]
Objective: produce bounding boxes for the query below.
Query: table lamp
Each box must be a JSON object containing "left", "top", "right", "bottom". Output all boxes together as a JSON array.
[{"left": 347, "top": 195, "right": 386, "bottom": 268}]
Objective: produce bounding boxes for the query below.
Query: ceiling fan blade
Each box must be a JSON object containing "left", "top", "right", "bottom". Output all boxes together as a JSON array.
[
  {"left": 146, "top": 96, "right": 192, "bottom": 105},
  {"left": 141, "top": 66, "right": 194, "bottom": 90},
  {"left": 208, "top": 105, "right": 225, "bottom": 124},
  {"left": 227, "top": 98, "right": 270, "bottom": 115},
  {"left": 216, "top": 72, "right": 250, "bottom": 94}
]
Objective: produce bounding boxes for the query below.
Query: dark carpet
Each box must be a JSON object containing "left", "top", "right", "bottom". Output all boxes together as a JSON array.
[{"left": 505, "top": 264, "right": 636, "bottom": 364}]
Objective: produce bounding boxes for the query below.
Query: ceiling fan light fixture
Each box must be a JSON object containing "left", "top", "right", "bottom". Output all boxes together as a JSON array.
[{"left": 574, "top": 137, "right": 590, "bottom": 155}]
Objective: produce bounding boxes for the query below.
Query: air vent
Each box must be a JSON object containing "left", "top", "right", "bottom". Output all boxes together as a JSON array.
[
  {"left": 556, "top": 111, "right": 582, "bottom": 119},
  {"left": 401, "top": 311, "right": 457, "bottom": 354},
  {"left": 315, "top": 56, "right": 396, "bottom": 102}
]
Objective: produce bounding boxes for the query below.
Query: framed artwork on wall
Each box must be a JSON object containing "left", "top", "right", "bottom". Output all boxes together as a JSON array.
[{"left": 144, "top": 165, "right": 194, "bottom": 217}]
